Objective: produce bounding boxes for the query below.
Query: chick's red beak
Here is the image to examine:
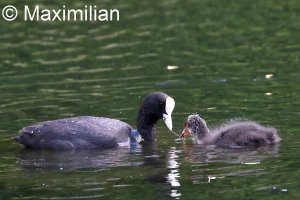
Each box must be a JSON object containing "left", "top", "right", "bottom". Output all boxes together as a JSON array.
[{"left": 180, "top": 123, "right": 191, "bottom": 138}]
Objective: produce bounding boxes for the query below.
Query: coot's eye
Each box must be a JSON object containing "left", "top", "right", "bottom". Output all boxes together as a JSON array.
[{"left": 160, "top": 102, "right": 164, "bottom": 108}]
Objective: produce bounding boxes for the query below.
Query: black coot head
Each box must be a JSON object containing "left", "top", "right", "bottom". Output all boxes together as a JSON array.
[
  {"left": 138, "top": 92, "right": 175, "bottom": 131},
  {"left": 180, "top": 114, "right": 208, "bottom": 138}
]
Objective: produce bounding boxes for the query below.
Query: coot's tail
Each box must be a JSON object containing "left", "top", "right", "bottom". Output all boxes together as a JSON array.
[
  {"left": 252, "top": 127, "right": 281, "bottom": 145},
  {"left": 12, "top": 135, "right": 21, "bottom": 143},
  {"left": 12, "top": 128, "right": 35, "bottom": 147},
  {"left": 266, "top": 127, "right": 281, "bottom": 144}
]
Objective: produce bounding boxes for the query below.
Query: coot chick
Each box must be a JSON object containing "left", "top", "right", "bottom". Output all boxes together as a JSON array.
[
  {"left": 180, "top": 114, "right": 281, "bottom": 147},
  {"left": 13, "top": 92, "right": 175, "bottom": 150}
]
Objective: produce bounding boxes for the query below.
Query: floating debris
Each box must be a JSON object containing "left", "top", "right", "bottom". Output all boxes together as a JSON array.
[
  {"left": 265, "top": 74, "right": 273, "bottom": 79},
  {"left": 243, "top": 161, "right": 260, "bottom": 165},
  {"left": 208, "top": 176, "right": 216, "bottom": 183},
  {"left": 207, "top": 107, "right": 217, "bottom": 110},
  {"left": 167, "top": 65, "right": 179, "bottom": 70},
  {"left": 207, "top": 176, "right": 225, "bottom": 183}
]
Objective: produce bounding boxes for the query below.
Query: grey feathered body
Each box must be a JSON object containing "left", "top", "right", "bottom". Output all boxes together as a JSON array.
[
  {"left": 201, "top": 121, "right": 281, "bottom": 147},
  {"left": 13, "top": 116, "right": 132, "bottom": 150}
]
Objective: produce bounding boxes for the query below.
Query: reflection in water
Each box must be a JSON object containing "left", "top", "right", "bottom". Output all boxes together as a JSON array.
[
  {"left": 167, "top": 147, "right": 182, "bottom": 199},
  {"left": 140, "top": 143, "right": 168, "bottom": 184},
  {"left": 139, "top": 144, "right": 182, "bottom": 199},
  {"left": 16, "top": 146, "right": 142, "bottom": 171},
  {"left": 183, "top": 144, "right": 279, "bottom": 164},
  {"left": 183, "top": 144, "right": 280, "bottom": 184},
  {"left": 167, "top": 147, "right": 181, "bottom": 186}
]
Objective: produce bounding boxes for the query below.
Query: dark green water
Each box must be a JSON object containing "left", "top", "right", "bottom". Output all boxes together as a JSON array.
[{"left": 1, "top": 0, "right": 300, "bottom": 199}]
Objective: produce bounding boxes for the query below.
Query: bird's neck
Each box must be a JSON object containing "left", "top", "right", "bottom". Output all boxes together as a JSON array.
[{"left": 137, "top": 108, "right": 159, "bottom": 142}]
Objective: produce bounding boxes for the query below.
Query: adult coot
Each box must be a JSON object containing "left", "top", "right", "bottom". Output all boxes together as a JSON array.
[
  {"left": 13, "top": 92, "right": 175, "bottom": 150},
  {"left": 180, "top": 114, "right": 281, "bottom": 147}
]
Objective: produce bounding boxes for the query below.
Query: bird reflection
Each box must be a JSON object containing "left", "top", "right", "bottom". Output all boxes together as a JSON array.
[
  {"left": 166, "top": 147, "right": 182, "bottom": 198},
  {"left": 182, "top": 143, "right": 280, "bottom": 184},
  {"left": 167, "top": 147, "right": 181, "bottom": 186},
  {"left": 183, "top": 144, "right": 279, "bottom": 164},
  {"left": 16, "top": 145, "right": 142, "bottom": 171},
  {"left": 139, "top": 142, "right": 168, "bottom": 184},
  {"left": 139, "top": 144, "right": 182, "bottom": 198}
]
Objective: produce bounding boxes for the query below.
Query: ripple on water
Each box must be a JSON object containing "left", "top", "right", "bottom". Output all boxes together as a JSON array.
[
  {"left": 1, "top": 40, "right": 58, "bottom": 49},
  {"left": 120, "top": 65, "right": 145, "bottom": 71},
  {"left": 38, "top": 194, "right": 106, "bottom": 199},
  {"left": 139, "top": 53, "right": 158, "bottom": 58},
  {"left": 112, "top": 184, "right": 133, "bottom": 188},
  {"left": 32, "top": 47, "right": 83, "bottom": 56},
  {"left": 58, "top": 35, "right": 86, "bottom": 43},
  {"left": 138, "top": 24, "right": 158, "bottom": 31},
  {"left": 101, "top": 42, "right": 139, "bottom": 50},
  {"left": 0, "top": 32, "right": 25, "bottom": 40},
  {"left": 126, "top": 11, "right": 154, "bottom": 20},
  {"left": 135, "top": 31, "right": 152, "bottom": 37},
  {"left": 87, "top": 25, "right": 110, "bottom": 34},
  {"left": 36, "top": 55, "right": 87, "bottom": 65},
  {"left": 1, "top": 66, "right": 113, "bottom": 82},
  {"left": 96, "top": 52, "right": 133, "bottom": 60},
  {"left": 94, "top": 30, "right": 128, "bottom": 41}
]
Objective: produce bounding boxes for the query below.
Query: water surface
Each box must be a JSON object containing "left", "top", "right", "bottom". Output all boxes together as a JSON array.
[{"left": 1, "top": 0, "right": 299, "bottom": 199}]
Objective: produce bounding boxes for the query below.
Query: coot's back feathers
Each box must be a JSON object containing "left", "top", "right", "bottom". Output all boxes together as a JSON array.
[{"left": 14, "top": 116, "right": 131, "bottom": 150}]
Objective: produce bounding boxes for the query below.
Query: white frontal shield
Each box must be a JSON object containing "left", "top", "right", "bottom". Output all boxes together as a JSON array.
[{"left": 163, "top": 96, "right": 175, "bottom": 131}]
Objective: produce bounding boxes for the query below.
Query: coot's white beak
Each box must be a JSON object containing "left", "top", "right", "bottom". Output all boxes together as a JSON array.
[{"left": 163, "top": 96, "right": 175, "bottom": 131}]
